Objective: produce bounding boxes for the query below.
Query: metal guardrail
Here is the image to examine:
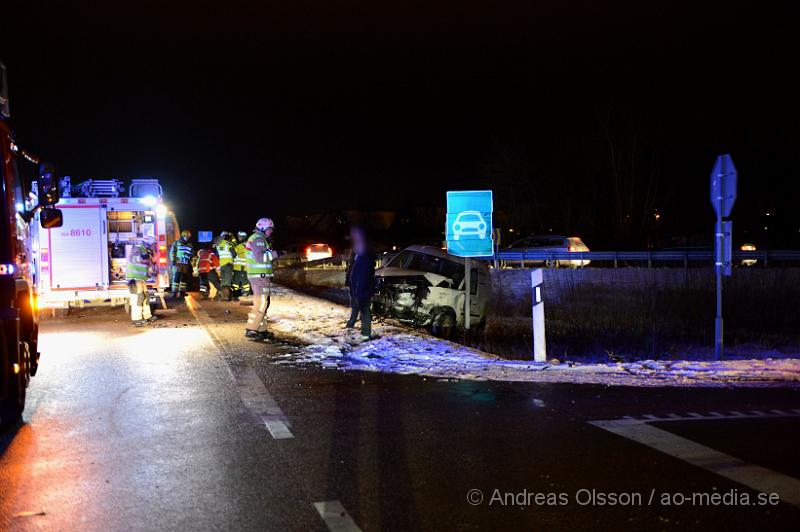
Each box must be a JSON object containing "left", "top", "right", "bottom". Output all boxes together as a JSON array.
[
  {"left": 275, "top": 250, "right": 800, "bottom": 270},
  {"left": 495, "top": 249, "right": 800, "bottom": 267},
  {"left": 275, "top": 255, "right": 348, "bottom": 270}
]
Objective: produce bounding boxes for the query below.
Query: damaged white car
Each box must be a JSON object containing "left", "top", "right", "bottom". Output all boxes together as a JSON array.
[{"left": 373, "top": 245, "right": 491, "bottom": 337}]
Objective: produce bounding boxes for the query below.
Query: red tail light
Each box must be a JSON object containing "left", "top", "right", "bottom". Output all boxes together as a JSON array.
[
  {"left": 305, "top": 246, "right": 312, "bottom": 256},
  {"left": 568, "top": 246, "right": 576, "bottom": 252}
]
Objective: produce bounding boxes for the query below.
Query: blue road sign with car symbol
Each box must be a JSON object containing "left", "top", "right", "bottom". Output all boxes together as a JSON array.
[
  {"left": 446, "top": 190, "right": 494, "bottom": 257},
  {"left": 198, "top": 230, "right": 213, "bottom": 243}
]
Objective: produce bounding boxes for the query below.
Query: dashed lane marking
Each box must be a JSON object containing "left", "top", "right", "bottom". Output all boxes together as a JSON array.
[
  {"left": 589, "top": 410, "right": 800, "bottom": 508},
  {"left": 186, "top": 296, "right": 294, "bottom": 439},
  {"left": 313, "top": 501, "right": 362, "bottom": 532},
  {"left": 188, "top": 297, "right": 363, "bottom": 530}
]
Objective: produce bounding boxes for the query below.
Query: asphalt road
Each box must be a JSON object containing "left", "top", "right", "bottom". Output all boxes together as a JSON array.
[{"left": 1, "top": 293, "right": 799, "bottom": 531}]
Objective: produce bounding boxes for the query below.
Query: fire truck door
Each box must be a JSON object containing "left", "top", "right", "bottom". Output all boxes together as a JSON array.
[{"left": 48, "top": 205, "right": 110, "bottom": 290}]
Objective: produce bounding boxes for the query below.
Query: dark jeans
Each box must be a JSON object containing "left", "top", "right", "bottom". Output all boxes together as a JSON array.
[{"left": 347, "top": 295, "right": 371, "bottom": 337}]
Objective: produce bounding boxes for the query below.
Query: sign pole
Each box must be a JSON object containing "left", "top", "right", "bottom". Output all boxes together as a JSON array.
[
  {"left": 714, "top": 157, "right": 726, "bottom": 361},
  {"left": 445, "top": 190, "right": 494, "bottom": 335},
  {"left": 710, "top": 154, "right": 737, "bottom": 361},
  {"left": 715, "top": 214, "right": 723, "bottom": 361},
  {"left": 464, "top": 258, "right": 471, "bottom": 330}
]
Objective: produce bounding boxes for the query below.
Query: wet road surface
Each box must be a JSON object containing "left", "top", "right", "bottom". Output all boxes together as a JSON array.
[{"left": 1, "top": 292, "right": 799, "bottom": 531}]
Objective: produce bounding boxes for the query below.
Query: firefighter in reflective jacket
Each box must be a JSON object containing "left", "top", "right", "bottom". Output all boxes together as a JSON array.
[
  {"left": 232, "top": 231, "right": 251, "bottom": 298},
  {"left": 245, "top": 218, "right": 276, "bottom": 341},
  {"left": 216, "top": 231, "right": 235, "bottom": 301},
  {"left": 170, "top": 230, "right": 194, "bottom": 298},
  {"left": 197, "top": 246, "right": 221, "bottom": 299},
  {"left": 126, "top": 238, "right": 157, "bottom": 325}
]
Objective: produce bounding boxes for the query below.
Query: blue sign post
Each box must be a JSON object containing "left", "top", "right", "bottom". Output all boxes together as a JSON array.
[
  {"left": 710, "top": 154, "right": 737, "bottom": 360},
  {"left": 446, "top": 190, "right": 494, "bottom": 330},
  {"left": 197, "top": 230, "right": 213, "bottom": 243}
]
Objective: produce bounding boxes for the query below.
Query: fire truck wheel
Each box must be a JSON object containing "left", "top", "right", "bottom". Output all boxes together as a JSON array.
[{"left": 0, "top": 328, "right": 25, "bottom": 429}]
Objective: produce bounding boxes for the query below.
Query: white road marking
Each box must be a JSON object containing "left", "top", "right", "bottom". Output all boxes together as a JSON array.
[
  {"left": 590, "top": 415, "right": 800, "bottom": 508},
  {"left": 314, "top": 500, "right": 362, "bottom": 532},
  {"left": 186, "top": 296, "right": 294, "bottom": 439},
  {"left": 627, "top": 411, "right": 800, "bottom": 423}
]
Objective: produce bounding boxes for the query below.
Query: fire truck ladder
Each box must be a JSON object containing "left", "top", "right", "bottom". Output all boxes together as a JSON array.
[{"left": 72, "top": 179, "right": 125, "bottom": 198}]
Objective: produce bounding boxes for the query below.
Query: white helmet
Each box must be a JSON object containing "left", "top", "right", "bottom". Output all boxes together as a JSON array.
[{"left": 256, "top": 217, "right": 274, "bottom": 232}]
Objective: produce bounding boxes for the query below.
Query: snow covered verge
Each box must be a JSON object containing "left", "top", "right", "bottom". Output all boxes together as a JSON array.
[{"left": 265, "top": 285, "right": 800, "bottom": 388}]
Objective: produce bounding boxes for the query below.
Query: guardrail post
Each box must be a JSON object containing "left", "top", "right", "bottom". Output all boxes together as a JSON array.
[
  {"left": 648, "top": 251, "right": 652, "bottom": 269},
  {"left": 613, "top": 252, "right": 618, "bottom": 269}
]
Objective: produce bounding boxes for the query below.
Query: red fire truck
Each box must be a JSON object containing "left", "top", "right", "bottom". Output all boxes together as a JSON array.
[
  {"left": 31, "top": 177, "right": 180, "bottom": 309},
  {"left": 1, "top": 62, "right": 64, "bottom": 427}
]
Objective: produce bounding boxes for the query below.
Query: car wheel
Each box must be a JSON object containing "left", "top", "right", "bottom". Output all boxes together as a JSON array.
[{"left": 430, "top": 308, "right": 457, "bottom": 339}]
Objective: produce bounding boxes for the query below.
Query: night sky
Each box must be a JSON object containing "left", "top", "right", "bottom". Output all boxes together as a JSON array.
[{"left": 3, "top": 1, "right": 798, "bottom": 248}]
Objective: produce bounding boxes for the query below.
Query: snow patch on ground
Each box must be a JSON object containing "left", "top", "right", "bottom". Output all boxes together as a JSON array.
[{"left": 266, "top": 285, "right": 800, "bottom": 388}]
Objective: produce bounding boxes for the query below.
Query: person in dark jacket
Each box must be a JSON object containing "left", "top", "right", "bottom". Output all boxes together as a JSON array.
[{"left": 346, "top": 225, "right": 376, "bottom": 339}]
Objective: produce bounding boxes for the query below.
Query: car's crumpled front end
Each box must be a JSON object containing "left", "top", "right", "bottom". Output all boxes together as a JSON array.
[{"left": 373, "top": 267, "right": 457, "bottom": 327}]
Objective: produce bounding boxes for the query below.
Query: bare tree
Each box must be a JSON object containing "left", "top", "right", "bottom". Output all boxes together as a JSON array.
[{"left": 596, "top": 105, "right": 660, "bottom": 247}]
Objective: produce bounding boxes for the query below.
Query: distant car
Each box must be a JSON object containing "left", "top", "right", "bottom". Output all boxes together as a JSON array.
[
  {"left": 275, "top": 243, "right": 334, "bottom": 267},
  {"left": 505, "top": 235, "right": 590, "bottom": 268},
  {"left": 452, "top": 211, "right": 488, "bottom": 240},
  {"left": 740, "top": 243, "right": 758, "bottom": 267}
]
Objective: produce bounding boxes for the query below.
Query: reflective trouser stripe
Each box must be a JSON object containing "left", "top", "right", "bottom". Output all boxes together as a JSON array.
[{"left": 172, "top": 265, "right": 191, "bottom": 292}]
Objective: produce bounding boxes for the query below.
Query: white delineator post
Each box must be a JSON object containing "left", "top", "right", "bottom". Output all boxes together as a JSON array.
[{"left": 531, "top": 268, "right": 546, "bottom": 362}]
